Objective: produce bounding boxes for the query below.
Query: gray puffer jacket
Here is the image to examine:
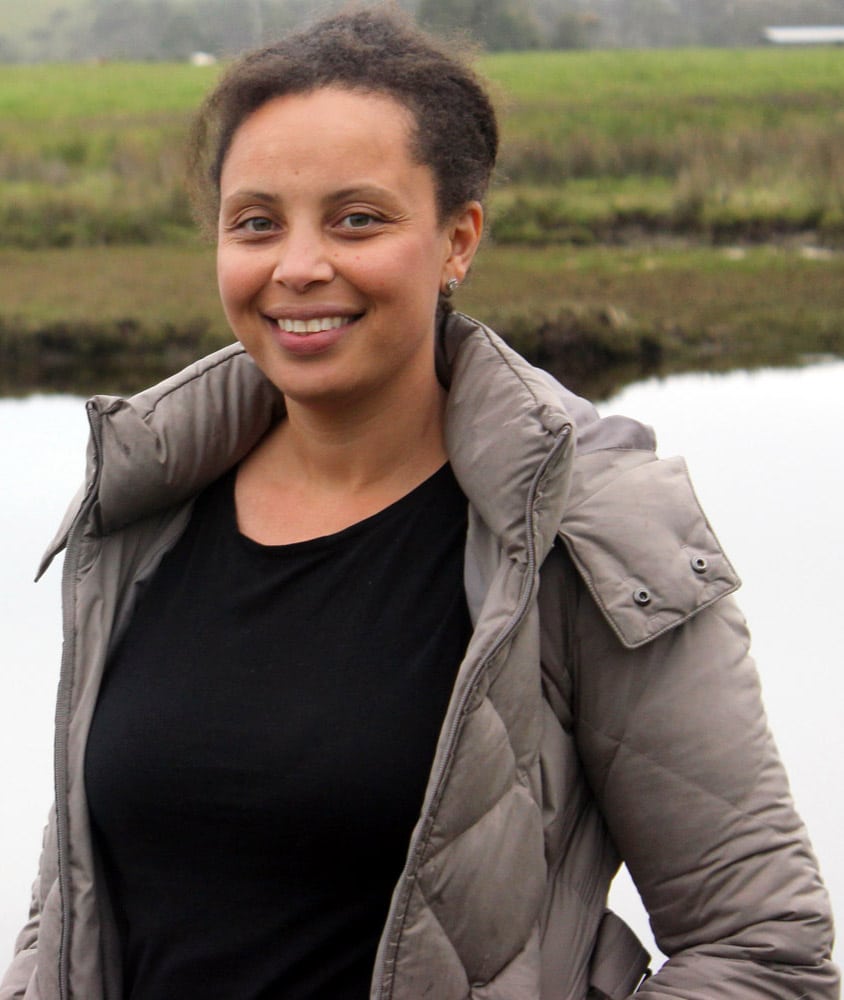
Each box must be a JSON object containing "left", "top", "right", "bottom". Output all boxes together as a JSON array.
[{"left": 2, "top": 313, "right": 838, "bottom": 999}]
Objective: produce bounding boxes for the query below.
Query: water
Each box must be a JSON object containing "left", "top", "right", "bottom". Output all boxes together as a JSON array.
[
  {"left": 1, "top": 362, "right": 842, "bottom": 969},
  {"left": 1, "top": 394, "right": 90, "bottom": 960}
]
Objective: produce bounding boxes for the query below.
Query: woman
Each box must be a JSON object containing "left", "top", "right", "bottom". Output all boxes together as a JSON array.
[{"left": 2, "top": 8, "right": 837, "bottom": 1000}]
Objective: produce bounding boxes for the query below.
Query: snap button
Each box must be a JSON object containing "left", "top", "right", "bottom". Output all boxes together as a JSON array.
[
  {"left": 633, "top": 588, "right": 651, "bottom": 606},
  {"left": 690, "top": 556, "right": 708, "bottom": 574}
]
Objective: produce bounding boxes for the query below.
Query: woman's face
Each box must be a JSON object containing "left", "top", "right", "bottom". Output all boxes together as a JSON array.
[{"left": 216, "top": 87, "right": 481, "bottom": 409}]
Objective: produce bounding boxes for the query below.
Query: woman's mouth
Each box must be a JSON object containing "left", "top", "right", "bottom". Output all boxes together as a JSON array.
[
  {"left": 276, "top": 315, "right": 354, "bottom": 335},
  {"left": 270, "top": 313, "right": 362, "bottom": 355}
]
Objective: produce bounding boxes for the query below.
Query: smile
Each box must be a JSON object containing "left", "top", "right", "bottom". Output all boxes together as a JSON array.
[{"left": 276, "top": 316, "right": 355, "bottom": 334}]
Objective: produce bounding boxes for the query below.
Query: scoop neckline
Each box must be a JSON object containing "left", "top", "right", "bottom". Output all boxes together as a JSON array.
[{"left": 228, "top": 461, "right": 454, "bottom": 554}]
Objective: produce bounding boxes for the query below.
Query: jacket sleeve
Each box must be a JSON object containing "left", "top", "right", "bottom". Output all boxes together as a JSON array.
[
  {"left": 0, "top": 808, "right": 58, "bottom": 1000},
  {"left": 570, "top": 580, "right": 839, "bottom": 998}
]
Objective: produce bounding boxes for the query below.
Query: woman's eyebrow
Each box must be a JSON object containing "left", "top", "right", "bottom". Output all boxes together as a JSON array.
[
  {"left": 325, "top": 185, "right": 402, "bottom": 209},
  {"left": 221, "top": 189, "right": 281, "bottom": 209},
  {"left": 221, "top": 186, "right": 402, "bottom": 207}
]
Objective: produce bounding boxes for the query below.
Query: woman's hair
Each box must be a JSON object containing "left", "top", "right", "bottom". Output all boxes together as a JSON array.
[{"left": 186, "top": 4, "right": 499, "bottom": 236}]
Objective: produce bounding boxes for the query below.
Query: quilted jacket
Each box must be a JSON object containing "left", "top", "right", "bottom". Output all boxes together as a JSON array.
[{"left": 2, "top": 313, "right": 837, "bottom": 999}]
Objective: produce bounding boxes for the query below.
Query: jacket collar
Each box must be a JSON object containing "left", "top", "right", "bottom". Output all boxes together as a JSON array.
[
  {"left": 40, "top": 314, "right": 575, "bottom": 574},
  {"left": 440, "top": 313, "right": 573, "bottom": 559}
]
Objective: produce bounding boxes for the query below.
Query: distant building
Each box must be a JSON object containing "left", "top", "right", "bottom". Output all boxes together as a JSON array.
[
  {"left": 190, "top": 51, "right": 217, "bottom": 67},
  {"left": 763, "top": 26, "right": 844, "bottom": 45}
]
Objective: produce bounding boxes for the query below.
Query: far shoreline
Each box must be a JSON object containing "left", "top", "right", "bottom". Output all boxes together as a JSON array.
[{"left": 1, "top": 242, "right": 841, "bottom": 401}]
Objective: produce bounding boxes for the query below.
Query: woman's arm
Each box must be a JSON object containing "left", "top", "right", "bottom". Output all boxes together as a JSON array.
[{"left": 572, "top": 587, "right": 838, "bottom": 998}]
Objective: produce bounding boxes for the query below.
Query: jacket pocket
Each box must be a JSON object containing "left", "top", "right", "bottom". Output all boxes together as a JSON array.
[{"left": 587, "top": 909, "right": 650, "bottom": 999}]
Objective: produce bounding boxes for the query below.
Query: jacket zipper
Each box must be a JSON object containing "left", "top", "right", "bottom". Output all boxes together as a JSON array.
[
  {"left": 55, "top": 401, "right": 104, "bottom": 1000},
  {"left": 371, "top": 426, "right": 571, "bottom": 1000}
]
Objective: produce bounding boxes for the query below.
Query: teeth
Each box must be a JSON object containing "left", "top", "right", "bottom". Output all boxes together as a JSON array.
[{"left": 276, "top": 316, "right": 350, "bottom": 334}]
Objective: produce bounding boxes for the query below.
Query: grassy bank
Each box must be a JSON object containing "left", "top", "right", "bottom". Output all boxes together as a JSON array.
[
  {"left": 2, "top": 242, "right": 841, "bottom": 400},
  {"left": 1, "top": 49, "right": 843, "bottom": 248}
]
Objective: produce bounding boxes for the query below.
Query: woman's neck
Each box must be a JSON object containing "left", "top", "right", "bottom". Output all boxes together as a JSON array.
[
  {"left": 279, "top": 377, "right": 448, "bottom": 492},
  {"left": 234, "top": 372, "right": 449, "bottom": 545}
]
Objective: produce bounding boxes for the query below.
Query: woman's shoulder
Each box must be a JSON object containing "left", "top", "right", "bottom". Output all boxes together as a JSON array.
[
  {"left": 558, "top": 443, "right": 741, "bottom": 649},
  {"left": 547, "top": 389, "right": 741, "bottom": 651}
]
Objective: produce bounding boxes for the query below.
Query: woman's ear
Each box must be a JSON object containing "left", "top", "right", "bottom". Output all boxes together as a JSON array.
[{"left": 443, "top": 201, "right": 484, "bottom": 287}]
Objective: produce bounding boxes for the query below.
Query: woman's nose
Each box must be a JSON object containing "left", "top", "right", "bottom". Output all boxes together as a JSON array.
[{"left": 271, "top": 226, "right": 335, "bottom": 293}]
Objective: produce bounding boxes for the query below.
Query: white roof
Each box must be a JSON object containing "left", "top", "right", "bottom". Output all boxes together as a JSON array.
[{"left": 764, "top": 26, "right": 844, "bottom": 44}]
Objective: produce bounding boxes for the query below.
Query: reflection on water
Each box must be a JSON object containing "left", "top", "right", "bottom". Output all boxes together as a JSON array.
[
  {"left": 0, "top": 394, "right": 91, "bottom": 960},
  {"left": 1, "top": 363, "right": 842, "bottom": 966}
]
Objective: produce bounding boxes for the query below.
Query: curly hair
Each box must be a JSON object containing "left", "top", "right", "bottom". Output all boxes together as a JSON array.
[{"left": 186, "top": 5, "right": 499, "bottom": 237}]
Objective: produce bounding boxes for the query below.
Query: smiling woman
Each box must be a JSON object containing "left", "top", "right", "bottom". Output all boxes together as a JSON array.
[
  {"left": 215, "top": 89, "right": 480, "bottom": 425},
  {"left": 216, "top": 87, "right": 482, "bottom": 543},
  {"left": 1, "top": 7, "right": 837, "bottom": 1000}
]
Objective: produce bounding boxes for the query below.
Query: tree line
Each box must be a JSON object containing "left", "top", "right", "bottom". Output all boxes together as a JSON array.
[{"left": 2, "top": 0, "right": 844, "bottom": 62}]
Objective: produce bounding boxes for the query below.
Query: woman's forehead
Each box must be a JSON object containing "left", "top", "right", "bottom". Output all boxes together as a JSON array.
[{"left": 220, "top": 88, "right": 425, "bottom": 189}]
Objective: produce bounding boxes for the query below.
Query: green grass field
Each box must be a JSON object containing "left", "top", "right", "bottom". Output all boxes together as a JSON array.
[
  {"left": 0, "top": 61, "right": 215, "bottom": 119},
  {"left": 3, "top": 48, "right": 839, "bottom": 124},
  {"left": 1, "top": 49, "right": 843, "bottom": 247}
]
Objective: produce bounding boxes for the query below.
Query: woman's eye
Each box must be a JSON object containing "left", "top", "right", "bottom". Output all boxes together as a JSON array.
[
  {"left": 340, "top": 212, "right": 377, "bottom": 230},
  {"left": 241, "top": 216, "right": 274, "bottom": 233}
]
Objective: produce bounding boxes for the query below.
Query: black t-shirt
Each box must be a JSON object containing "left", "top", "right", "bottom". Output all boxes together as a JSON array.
[{"left": 85, "top": 463, "right": 470, "bottom": 1000}]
